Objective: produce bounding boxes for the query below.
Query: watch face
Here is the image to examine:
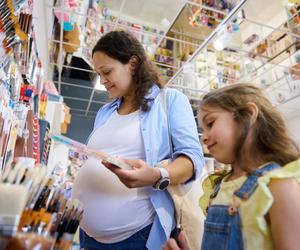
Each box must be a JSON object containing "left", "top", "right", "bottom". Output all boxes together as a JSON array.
[{"left": 159, "top": 178, "right": 170, "bottom": 190}]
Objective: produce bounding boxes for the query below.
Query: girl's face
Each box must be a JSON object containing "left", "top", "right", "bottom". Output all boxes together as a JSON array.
[
  {"left": 199, "top": 106, "right": 241, "bottom": 164},
  {"left": 92, "top": 51, "right": 134, "bottom": 98}
]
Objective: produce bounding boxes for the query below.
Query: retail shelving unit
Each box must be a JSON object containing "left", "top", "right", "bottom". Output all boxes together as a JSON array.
[
  {"left": 166, "top": 0, "right": 300, "bottom": 111},
  {"left": 48, "top": 0, "right": 190, "bottom": 117},
  {"left": 44, "top": 0, "right": 300, "bottom": 150},
  {"left": 46, "top": 0, "right": 300, "bottom": 121},
  {"left": 156, "top": 0, "right": 300, "bottom": 171}
]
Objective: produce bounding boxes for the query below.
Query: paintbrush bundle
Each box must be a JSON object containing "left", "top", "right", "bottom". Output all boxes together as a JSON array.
[
  {"left": 0, "top": 0, "right": 29, "bottom": 57},
  {"left": 0, "top": 158, "right": 84, "bottom": 250},
  {"left": 18, "top": 11, "right": 32, "bottom": 35},
  {"left": 51, "top": 133, "right": 133, "bottom": 170},
  {"left": 0, "top": 1, "right": 17, "bottom": 52}
]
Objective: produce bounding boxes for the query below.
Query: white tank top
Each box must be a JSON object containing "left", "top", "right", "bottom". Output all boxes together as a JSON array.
[{"left": 72, "top": 110, "right": 155, "bottom": 243}]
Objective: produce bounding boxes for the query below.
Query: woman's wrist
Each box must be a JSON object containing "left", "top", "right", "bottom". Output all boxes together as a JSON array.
[
  {"left": 152, "top": 167, "right": 161, "bottom": 186},
  {"left": 152, "top": 167, "right": 171, "bottom": 190}
]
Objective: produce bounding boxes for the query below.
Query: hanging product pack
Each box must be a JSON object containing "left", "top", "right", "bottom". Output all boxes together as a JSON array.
[
  {"left": 160, "top": 88, "right": 204, "bottom": 250},
  {"left": 63, "top": 23, "right": 80, "bottom": 53}
]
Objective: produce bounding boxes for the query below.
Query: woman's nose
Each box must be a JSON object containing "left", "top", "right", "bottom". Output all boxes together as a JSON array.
[{"left": 100, "top": 76, "right": 108, "bottom": 84}]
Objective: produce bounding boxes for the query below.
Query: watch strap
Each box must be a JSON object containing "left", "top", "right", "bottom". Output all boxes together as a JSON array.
[
  {"left": 158, "top": 167, "right": 169, "bottom": 179},
  {"left": 153, "top": 167, "right": 170, "bottom": 190}
]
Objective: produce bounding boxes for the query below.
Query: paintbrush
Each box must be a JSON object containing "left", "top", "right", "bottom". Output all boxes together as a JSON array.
[
  {"left": 51, "top": 133, "right": 132, "bottom": 170},
  {"left": 0, "top": 183, "right": 28, "bottom": 237}
]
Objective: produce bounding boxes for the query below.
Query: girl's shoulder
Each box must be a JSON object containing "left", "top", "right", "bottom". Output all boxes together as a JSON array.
[
  {"left": 199, "top": 159, "right": 300, "bottom": 216},
  {"left": 256, "top": 159, "right": 300, "bottom": 205},
  {"left": 199, "top": 170, "right": 231, "bottom": 216},
  {"left": 248, "top": 159, "right": 300, "bottom": 238},
  {"left": 258, "top": 159, "right": 300, "bottom": 184}
]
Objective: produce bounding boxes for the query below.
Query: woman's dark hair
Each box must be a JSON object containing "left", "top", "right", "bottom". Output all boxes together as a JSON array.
[
  {"left": 199, "top": 83, "right": 300, "bottom": 168},
  {"left": 92, "top": 30, "right": 164, "bottom": 111}
]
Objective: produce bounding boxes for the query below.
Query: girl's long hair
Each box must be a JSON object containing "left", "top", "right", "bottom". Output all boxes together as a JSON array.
[{"left": 199, "top": 83, "right": 299, "bottom": 167}]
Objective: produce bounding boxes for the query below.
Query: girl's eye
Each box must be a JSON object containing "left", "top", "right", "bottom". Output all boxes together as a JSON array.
[{"left": 207, "top": 121, "right": 214, "bottom": 128}]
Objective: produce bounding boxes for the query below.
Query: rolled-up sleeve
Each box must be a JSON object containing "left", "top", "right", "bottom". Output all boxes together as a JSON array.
[{"left": 168, "top": 89, "right": 205, "bottom": 179}]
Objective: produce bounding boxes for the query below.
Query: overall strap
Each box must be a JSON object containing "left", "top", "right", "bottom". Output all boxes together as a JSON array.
[
  {"left": 234, "top": 163, "right": 281, "bottom": 200},
  {"left": 209, "top": 172, "right": 231, "bottom": 199}
]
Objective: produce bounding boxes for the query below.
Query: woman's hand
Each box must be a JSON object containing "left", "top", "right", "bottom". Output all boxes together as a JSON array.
[
  {"left": 102, "top": 159, "right": 160, "bottom": 188},
  {"left": 163, "top": 231, "right": 190, "bottom": 250}
]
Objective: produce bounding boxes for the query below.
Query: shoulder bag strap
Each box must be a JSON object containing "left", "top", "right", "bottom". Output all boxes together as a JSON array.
[{"left": 160, "top": 88, "right": 173, "bottom": 158}]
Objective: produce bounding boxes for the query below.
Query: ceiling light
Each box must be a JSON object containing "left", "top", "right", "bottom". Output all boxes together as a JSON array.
[
  {"left": 161, "top": 18, "right": 170, "bottom": 28},
  {"left": 213, "top": 25, "right": 232, "bottom": 51},
  {"left": 244, "top": 59, "right": 251, "bottom": 65},
  {"left": 213, "top": 39, "right": 224, "bottom": 51},
  {"left": 94, "top": 76, "right": 106, "bottom": 91}
]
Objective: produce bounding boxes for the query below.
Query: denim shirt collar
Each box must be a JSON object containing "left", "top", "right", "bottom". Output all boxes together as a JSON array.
[{"left": 108, "top": 84, "right": 161, "bottom": 110}]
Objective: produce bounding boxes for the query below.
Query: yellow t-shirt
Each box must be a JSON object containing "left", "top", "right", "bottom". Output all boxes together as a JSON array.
[{"left": 199, "top": 159, "right": 300, "bottom": 250}]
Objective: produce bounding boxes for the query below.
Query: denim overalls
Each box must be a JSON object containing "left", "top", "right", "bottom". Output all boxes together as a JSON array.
[{"left": 201, "top": 163, "right": 280, "bottom": 250}]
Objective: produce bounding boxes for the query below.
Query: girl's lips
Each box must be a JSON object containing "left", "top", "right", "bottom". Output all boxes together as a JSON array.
[{"left": 207, "top": 143, "right": 216, "bottom": 151}]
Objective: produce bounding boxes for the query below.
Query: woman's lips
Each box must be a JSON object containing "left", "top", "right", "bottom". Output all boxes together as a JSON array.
[{"left": 105, "top": 85, "right": 114, "bottom": 91}]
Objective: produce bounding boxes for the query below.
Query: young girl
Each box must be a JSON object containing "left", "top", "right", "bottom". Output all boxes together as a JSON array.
[{"left": 164, "top": 83, "right": 300, "bottom": 250}]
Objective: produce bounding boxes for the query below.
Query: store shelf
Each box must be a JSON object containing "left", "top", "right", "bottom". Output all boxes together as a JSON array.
[{"left": 167, "top": 0, "right": 300, "bottom": 104}]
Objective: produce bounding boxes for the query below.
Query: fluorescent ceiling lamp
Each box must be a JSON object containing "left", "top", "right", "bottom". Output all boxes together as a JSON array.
[
  {"left": 213, "top": 25, "right": 231, "bottom": 51},
  {"left": 161, "top": 18, "right": 170, "bottom": 28},
  {"left": 244, "top": 58, "right": 251, "bottom": 65},
  {"left": 94, "top": 76, "right": 106, "bottom": 91},
  {"left": 213, "top": 39, "right": 224, "bottom": 51}
]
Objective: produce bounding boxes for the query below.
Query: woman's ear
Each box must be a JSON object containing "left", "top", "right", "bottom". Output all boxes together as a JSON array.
[
  {"left": 247, "top": 102, "right": 259, "bottom": 126},
  {"left": 128, "top": 56, "right": 139, "bottom": 73}
]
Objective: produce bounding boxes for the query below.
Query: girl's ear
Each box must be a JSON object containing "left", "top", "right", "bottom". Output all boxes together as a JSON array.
[
  {"left": 247, "top": 102, "right": 259, "bottom": 126},
  {"left": 128, "top": 56, "right": 139, "bottom": 73}
]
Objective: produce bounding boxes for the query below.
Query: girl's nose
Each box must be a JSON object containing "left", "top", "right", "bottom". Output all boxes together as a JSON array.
[{"left": 201, "top": 133, "right": 208, "bottom": 145}]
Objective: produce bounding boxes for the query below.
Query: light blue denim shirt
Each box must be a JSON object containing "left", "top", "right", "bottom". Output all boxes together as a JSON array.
[{"left": 89, "top": 84, "right": 204, "bottom": 249}]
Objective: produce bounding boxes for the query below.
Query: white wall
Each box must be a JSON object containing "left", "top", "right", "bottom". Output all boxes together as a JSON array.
[
  {"left": 33, "top": 0, "right": 55, "bottom": 80},
  {"left": 287, "top": 116, "right": 300, "bottom": 146},
  {"left": 47, "top": 142, "right": 70, "bottom": 176},
  {"left": 45, "top": 101, "right": 65, "bottom": 134}
]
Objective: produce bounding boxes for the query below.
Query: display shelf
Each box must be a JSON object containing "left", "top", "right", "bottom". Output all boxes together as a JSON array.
[
  {"left": 188, "top": 4, "right": 226, "bottom": 29},
  {"left": 246, "top": 21, "right": 299, "bottom": 66},
  {"left": 152, "top": 39, "right": 176, "bottom": 79},
  {"left": 82, "top": 2, "right": 166, "bottom": 66},
  {"left": 286, "top": 2, "right": 300, "bottom": 29},
  {"left": 154, "top": 0, "right": 242, "bottom": 70},
  {"left": 167, "top": 0, "right": 300, "bottom": 108},
  {"left": 0, "top": 1, "right": 78, "bottom": 248}
]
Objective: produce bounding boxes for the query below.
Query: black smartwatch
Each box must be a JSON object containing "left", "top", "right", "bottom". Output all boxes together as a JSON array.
[{"left": 153, "top": 167, "right": 170, "bottom": 191}]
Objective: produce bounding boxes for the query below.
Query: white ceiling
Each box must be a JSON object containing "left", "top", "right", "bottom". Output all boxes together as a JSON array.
[
  {"left": 243, "top": 0, "right": 286, "bottom": 25},
  {"left": 102, "top": 0, "right": 184, "bottom": 30},
  {"left": 279, "top": 100, "right": 300, "bottom": 120}
]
